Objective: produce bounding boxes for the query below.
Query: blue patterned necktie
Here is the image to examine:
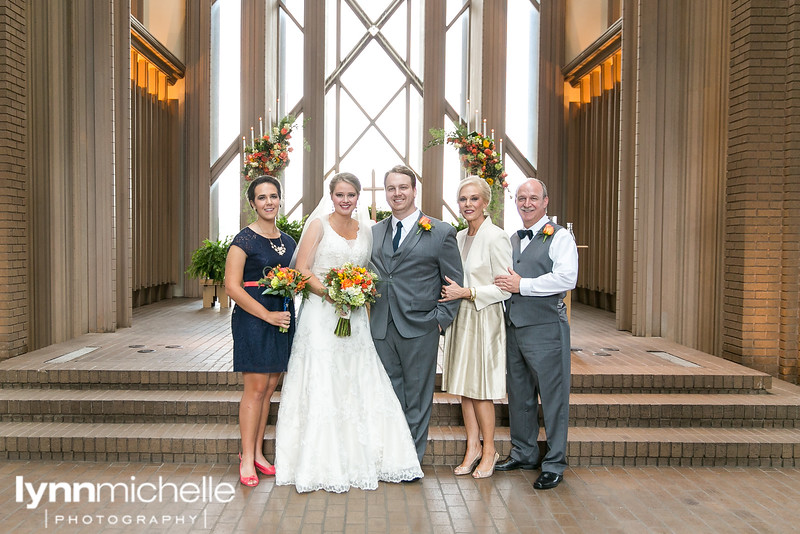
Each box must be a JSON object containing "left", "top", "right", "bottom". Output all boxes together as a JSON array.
[
  {"left": 392, "top": 221, "right": 403, "bottom": 251},
  {"left": 517, "top": 229, "right": 533, "bottom": 240}
]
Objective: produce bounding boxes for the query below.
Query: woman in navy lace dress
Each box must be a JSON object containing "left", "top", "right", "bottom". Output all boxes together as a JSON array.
[{"left": 225, "top": 175, "right": 297, "bottom": 487}]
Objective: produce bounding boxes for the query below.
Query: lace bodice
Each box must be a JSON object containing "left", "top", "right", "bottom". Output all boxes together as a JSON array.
[{"left": 310, "top": 217, "right": 371, "bottom": 279}]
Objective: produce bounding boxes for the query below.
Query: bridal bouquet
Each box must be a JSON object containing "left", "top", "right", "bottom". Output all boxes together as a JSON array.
[
  {"left": 323, "top": 263, "right": 379, "bottom": 337},
  {"left": 259, "top": 266, "right": 310, "bottom": 332}
]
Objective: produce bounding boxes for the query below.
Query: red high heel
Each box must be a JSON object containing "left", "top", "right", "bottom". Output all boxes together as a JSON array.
[
  {"left": 238, "top": 453, "right": 259, "bottom": 487},
  {"left": 254, "top": 460, "right": 276, "bottom": 476}
]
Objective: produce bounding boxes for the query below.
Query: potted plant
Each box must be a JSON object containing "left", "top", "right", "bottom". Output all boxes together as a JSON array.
[{"left": 186, "top": 237, "right": 232, "bottom": 307}]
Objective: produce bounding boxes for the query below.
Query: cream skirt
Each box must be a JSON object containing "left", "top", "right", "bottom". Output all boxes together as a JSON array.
[{"left": 441, "top": 300, "right": 506, "bottom": 399}]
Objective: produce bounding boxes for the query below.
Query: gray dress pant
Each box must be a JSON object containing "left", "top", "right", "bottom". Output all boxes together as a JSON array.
[{"left": 505, "top": 320, "right": 571, "bottom": 474}]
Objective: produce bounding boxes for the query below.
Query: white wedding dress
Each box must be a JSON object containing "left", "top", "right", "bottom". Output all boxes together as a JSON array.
[{"left": 275, "top": 216, "right": 423, "bottom": 493}]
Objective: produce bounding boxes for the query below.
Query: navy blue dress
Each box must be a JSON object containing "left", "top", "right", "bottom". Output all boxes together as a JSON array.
[{"left": 230, "top": 227, "right": 297, "bottom": 373}]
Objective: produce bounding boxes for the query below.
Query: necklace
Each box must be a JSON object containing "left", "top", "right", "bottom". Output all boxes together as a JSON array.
[{"left": 256, "top": 221, "right": 287, "bottom": 256}]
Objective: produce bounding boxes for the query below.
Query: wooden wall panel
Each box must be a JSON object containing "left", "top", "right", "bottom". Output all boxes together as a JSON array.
[
  {"left": 615, "top": 0, "right": 728, "bottom": 355},
  {"left": 130, "top": 52, "right": 180, "bottom": 306},
  {"left": 27, "top": 0, "right": 126, "bottom": 349},
  {"left": 566, "top": 53, "right": 620, "bottom": 311}
]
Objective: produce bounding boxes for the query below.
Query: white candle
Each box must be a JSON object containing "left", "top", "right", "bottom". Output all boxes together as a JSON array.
[
  {"left": 482, "top": 119, "right": 487, "bottom": 137},
  {"left": 490, "top": 128, "right": 495, "bottom": 140},
  {"left": 465, "top": 98, "right": 470, "bottom": 128},
  {"left": 259, "top": 117, "right": 263, "bottom": 138},
  {"left": 242, "top": 136, "right": 246, "bottom": 152},
  {"left": 250, "top": 126, "right": 254, "bottom": 145},
  {"left": 268, "top": 108, "right": 272, "bottom": 133},
  {"left": 474, "top": 110, "right": 479, "bottom": 134},
  {"left": 499, "top": 138, "right": 503, "bottom": 163}
]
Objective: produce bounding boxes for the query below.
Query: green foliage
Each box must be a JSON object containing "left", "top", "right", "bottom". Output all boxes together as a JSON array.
[
  {"left": 186, "top": 237, "right": 232, "bottom": 284},
  {"left": 451, "top": 217, "right": 468, "bottom": 232},
  {"left": 276, "top": 215, "right": 308, "bottom": 243},
  {"left": 368, "top": 207, "right": 392, "bottom": 222}
]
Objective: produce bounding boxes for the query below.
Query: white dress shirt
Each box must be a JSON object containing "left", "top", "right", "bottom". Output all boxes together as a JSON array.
[
  {"left": 518, "top": 216, "right": 578, "bottom": 297},
  {"left": 391, "top": 209, "right": 421, "bottom": 249}
]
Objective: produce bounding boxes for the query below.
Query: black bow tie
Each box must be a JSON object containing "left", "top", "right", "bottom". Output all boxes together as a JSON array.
[{"left": 517, "top": 229, "right": 533, "bottom": 240}]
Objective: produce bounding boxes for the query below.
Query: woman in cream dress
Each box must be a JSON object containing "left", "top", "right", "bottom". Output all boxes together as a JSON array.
[{"left": 440, "top": 176, "right": 512, "bottom": 478}]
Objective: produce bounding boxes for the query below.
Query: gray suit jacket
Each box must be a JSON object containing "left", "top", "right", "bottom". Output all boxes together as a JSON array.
[{"left": 370, "top": 213, "right": 464, "bottom": 339}]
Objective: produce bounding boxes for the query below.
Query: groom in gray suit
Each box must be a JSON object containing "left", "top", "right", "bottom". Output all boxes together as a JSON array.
[{"left": 371, "top": 164, "right": 463, "bottom": 463}]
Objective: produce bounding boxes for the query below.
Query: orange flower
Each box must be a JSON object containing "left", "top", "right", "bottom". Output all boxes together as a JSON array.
[
  {"left": 416, "top": 216, "right": 433, "bottom": 234},
  {"left": 542, "top": 223, "right": 555, "bottom": 243}
]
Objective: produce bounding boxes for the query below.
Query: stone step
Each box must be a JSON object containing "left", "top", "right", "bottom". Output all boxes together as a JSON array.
[
  {"left": 0, "top": 367, "right": 771, "bottom": 394},
  {"left": 1, "top": 422, "right": 799, "bottom": 467},
  {"left": 4, "top": 389, "right": 800, "bottom": 428}
]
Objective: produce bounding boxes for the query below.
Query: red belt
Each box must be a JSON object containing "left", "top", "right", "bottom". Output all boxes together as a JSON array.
[{"left": 243, "top": 281, "right": 260, "bottom": 287}]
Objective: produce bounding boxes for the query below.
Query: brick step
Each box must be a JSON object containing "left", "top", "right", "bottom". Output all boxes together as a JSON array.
[
  {"left": 4, "top": 389, "right": 800, "bottom": 428},
  {"left": 0, "top": 367, "right": 771, "bottom": 394},
  {"left": 2, "top": 422, "right": 799, "bottom": 467}
]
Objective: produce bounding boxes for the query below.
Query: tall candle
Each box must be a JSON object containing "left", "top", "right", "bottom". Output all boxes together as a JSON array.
[
  {"left": 268, "top": 108, "right": 272, "bottom": 133},
  {"left": 259, "top": 117, "right": 263, "bottom": 138},
  {"left": 465, "top": 98, "right": 470, "bottom": 128},
  {"left": 490, "top": 128, "right": 495, "bottom": 140},
  {"left": 482, "top": 119, "right": 486, "bottom": 137},
  {"left": 474, "top": 110, "right": 479, "bottom": 134},
  {"left": 250, "top": 126, "right": 254, "bottom": 145},
  {"left": 499, "top": 138, "right": 503, "bottom": 163}
]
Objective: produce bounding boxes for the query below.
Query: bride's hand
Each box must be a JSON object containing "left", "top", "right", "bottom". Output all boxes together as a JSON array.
[
  {"left": 439, "top": 276, "right": 469, "bottom": 302},
  {"left": 265, "top": 310, "right": 291, "bottom": 330}
]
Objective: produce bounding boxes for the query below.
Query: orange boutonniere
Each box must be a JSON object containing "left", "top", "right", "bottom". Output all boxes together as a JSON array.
[
  {"left": 541, "top": 223, "right": 555, "bottom": 243},
  {"left": 416, "top": 216, "right": 433, "bottom": 234}
]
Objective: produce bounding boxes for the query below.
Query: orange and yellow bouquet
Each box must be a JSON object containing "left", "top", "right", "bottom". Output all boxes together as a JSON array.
[
  {"left": 259, "top": 266, "right": 310, "bottom": 332},
  {"left": 323, "top": 263, "right": 379, "bottom": 337}
]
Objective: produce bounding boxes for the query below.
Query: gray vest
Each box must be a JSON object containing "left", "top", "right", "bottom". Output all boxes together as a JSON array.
[{"left": 506, "top": 222, "right": 567, "bottom": 327}]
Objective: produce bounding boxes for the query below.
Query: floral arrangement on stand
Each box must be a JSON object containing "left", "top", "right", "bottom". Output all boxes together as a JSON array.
[
  {"left": 241, "top": 114, "right": 307, "bottom": 181},
  {"left": 426, "top": 122, "right": 508, "bottom": 223}
]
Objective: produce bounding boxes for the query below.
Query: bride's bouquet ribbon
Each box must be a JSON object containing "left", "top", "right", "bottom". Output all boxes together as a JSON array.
[
  {"left": 323, "top": 263, "right": 380, "bottom": 337},
  {"left": 258, "top": 266, "right": 310, "bottom": 333}
]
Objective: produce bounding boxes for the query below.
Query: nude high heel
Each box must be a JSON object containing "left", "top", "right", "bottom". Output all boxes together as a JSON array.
[
  {"left": 454, "top": 451, "right": 482, "bottom": 476},
  {"left": 472, "top": 452, "right": 499, "bottom": 479}
]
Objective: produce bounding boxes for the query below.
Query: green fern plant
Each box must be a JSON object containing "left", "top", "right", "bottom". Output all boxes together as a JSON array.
[
  {"left": 186, "top": 237, "right": 232, "bottom": 284},
  {"left": 276, "top": 215, "right": 307, "bottom": 243}
]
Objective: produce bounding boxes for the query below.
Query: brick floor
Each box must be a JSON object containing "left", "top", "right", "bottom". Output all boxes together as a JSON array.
[{"left": 2, "top": 459, "right": 799, "bottom": 533}]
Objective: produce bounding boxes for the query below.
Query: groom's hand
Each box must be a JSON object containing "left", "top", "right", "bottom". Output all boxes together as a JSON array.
[{"left": 495, "top": 267, "right": 521, "bottom": 294}]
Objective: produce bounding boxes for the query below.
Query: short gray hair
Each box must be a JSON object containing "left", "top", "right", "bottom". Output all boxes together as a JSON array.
[{"left": 516, "top": 177, "right": 548, "bottom": 198}]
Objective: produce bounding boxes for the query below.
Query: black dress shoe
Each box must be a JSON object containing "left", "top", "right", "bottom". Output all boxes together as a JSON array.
[
  {"left": 494, "top": 456, "right": 538, "bottom": 471},
  {"left": 533, "top": 471, "right": 563, "bottom": 489}
]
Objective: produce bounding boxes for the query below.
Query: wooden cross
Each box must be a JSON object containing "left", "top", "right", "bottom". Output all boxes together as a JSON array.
[{"left": 363, "top": 169, "right": 384, "bottom": 222}]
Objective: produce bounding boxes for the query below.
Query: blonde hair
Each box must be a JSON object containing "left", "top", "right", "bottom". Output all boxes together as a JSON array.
[{"left": 457, "top": 175, "right": 492, "bottom": 205}]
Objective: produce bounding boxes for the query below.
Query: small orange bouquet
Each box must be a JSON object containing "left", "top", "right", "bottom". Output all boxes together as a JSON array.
[
  {"left": 323, "top": 263, "right": 380, "bottom": 337},
  {"left": 259, "top": 266, "right": 310, "bottom": 332}
]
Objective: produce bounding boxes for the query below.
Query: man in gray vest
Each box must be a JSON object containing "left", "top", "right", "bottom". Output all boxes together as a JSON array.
[
  {"left": 494, "top": 178, "right": 578, "bottom": 489},
  {"left": 371, "top": 164, "right": 464, "bottom": 464}
]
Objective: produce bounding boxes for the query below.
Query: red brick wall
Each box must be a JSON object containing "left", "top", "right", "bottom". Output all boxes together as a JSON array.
[
  {"left": 726, "top": 0, "right": 799, "bottom": 382},
  {"left": 0, "top": 0, "right": 28, "bottom": 360}
]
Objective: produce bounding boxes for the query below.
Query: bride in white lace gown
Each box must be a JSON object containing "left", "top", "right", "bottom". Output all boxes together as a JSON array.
[{"left": 275, "top": 173, "right": 423, "bottom": 493}]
